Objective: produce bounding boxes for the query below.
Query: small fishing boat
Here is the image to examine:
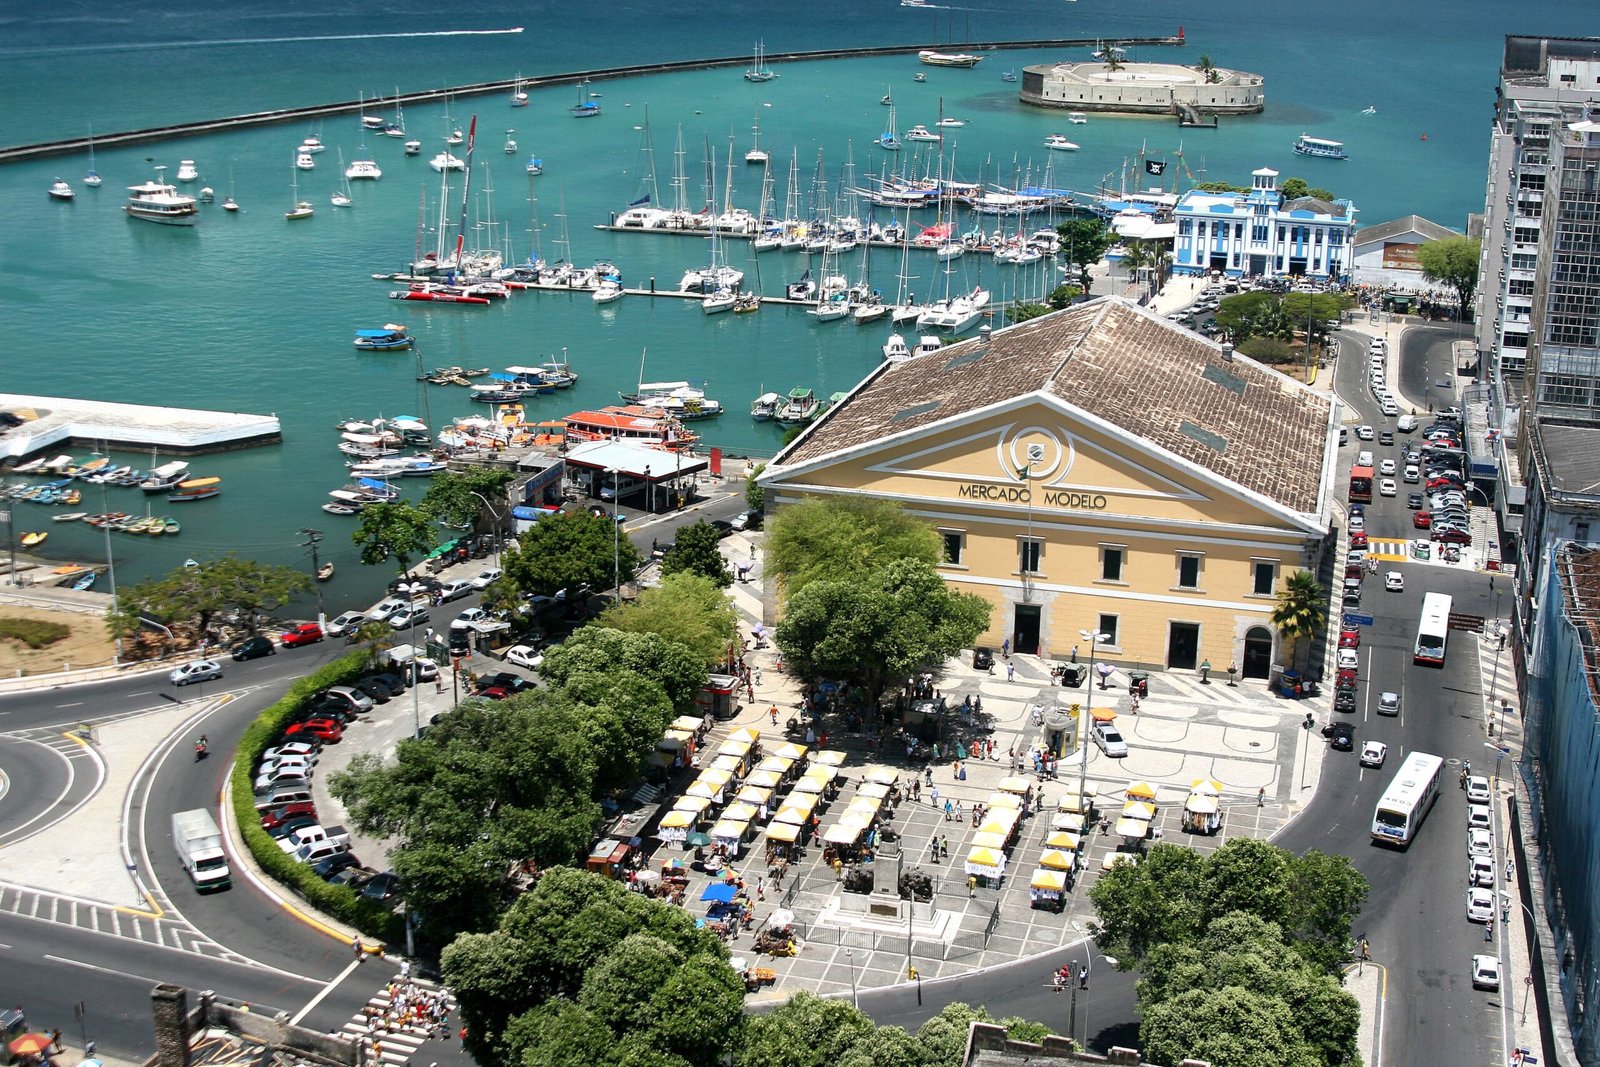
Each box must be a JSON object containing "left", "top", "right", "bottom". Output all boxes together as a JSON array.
[
  {"left": 71, "top": 571, "right": 98, "bottom": 591},
  {"left": 168, "top": 476, "right": 222, "bottom": 502},
  {"left": 322, "top": 502, "right": 361, "bottom": 515},
  {"left": 404, "top": 140, "right": 422, "bottom": 156},
  {"left": 300, "top": 136, "right": 325, "bottom": 154},
  {"left": 353, "top": 325, "right": 414, "bottom": 350},
  {"left": 317, "top": 562, "right": 334, "bottom": 582},
  {"left": 52, "top": 512, "right": 88, "bottom": 522},
  {"left": 750, "top": 391, "right": 782, "bottom": 420},
  {"left": 526, "top": 155, "right": 544, "bottom": 176},
  {"left": 163, "top": 518, "right": 181, "bottom": 534},
  {"left": 140, "top": 461, "right": 190, "bottom": 493},
  {"left": 1068, "top": 112, "right": 1089, "bottom": 124},
  {"left": 775, "top": 387, "right": 822, "bottom": 425},
  {"left": 49, "top": 178, "right": 75, "bottom": 201},
  {"left": 1001, "top": 70, "right": 1017, "bottom": 82},
  {"left": 914, "top": 73, "right": 927, "bottom": 82},
  {"left": 20, "top": 531, "right": 47, "bottom": 548},
  {"left": 504, "top": 129, "right": 518, "bottom": 154}
]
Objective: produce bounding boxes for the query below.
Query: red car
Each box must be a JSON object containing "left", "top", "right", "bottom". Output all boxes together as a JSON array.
[
  {"left": 1335, "top": 667, "right": 1358, "bottom": 691},
  {"left": 1349, "top": 531, "right": 1369, "bottom": 549},
  {"left": 281, "top": 622, "right": 324, "bottom": 647},
  {"left": 1426, "top": 476, "right": 1464, "bottom": 491},
  {"left": 1414, "top": 510, "right": 1433, "bottom": 529},
  {"left": 286, "top": 717, "right": 343, "bottom": 742},
  {"left": 1338, "top": 630, "right": 1361, "bottom": 649},
  {"left": 261, "top": 801, "right": 318, "bottom": 831},
  {"left": 1433, "top": 527, "right": 1472, "bottom": 545}
]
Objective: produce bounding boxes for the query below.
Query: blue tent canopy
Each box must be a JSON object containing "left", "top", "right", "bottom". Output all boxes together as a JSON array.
[{"left": 700, "top": 883, "right": 738, "bottom": 903}]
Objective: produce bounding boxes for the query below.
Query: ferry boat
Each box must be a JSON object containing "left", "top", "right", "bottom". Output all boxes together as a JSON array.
[
  {"left": 1293, "top": 134, "right": 1348, "bottom": 160},
  {"left": 621, "top": 382, "right": 725, "bottom": 420},
  {"left": 125, "top": 169, "right": 199, "bottom": 226},
  {"left": 563, "top": 406, "right": 697, "bottom": 449},
  {"left": 918, "top": 50, "right": 983, "bottom": 68},
  {"left": 1068, "top": 112, "right": 1089, "bottom": 124},
  {"left": 775, "top": 388, "right": 822, "bottom": 425},
  {"left": 168, "top": 476, "right": 221, "bottom": 502},
  {"left": 750, "top": 392, "right": 782, "bottom": 420}
]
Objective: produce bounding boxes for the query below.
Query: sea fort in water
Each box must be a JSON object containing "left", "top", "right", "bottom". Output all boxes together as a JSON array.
[{"left": 1021, "top": 61, "right": 1265, "bottom": 118}]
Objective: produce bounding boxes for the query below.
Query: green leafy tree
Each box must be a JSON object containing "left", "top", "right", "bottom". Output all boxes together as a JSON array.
[
  {"left": 765, "top": 496, "right": 941, "bottom": 601},
  {"left": 660, "top": 519, "right": 733, "bottom": 587},
  {"left": 1047, "top": 282, "right": 1084, "bottom": 308},
  {"left": 1141, "top": 986, "right": 1313, "bottom": 1067},
  {"left": 1055, "top": 217, "right": 1114, "bottom": 294},
  {"left": 507, "top": 509, "right": 641, "bottom": 597},
  {"left": 111, "top": 556, "right": 311, "bottom": 641},
  {"left": 421, "top": 468, "right": 516, "bottom": 532},
  {"left": 549, "top": 669, "right": 675, "bottom": 792},
  {"left": 1006, "top": 302, "right": 1052, "bottom": 324},
  {"left": 1280, "top": 177, "right": 1310, "bottom": 200},
  {"left": 503, "top": 1000, "right": 612, "bottom": 1067},
  {"left": 776, "top": 557, "right": 989, "bottom": 703},
  {"left": 745, "top": 463, "right": 767, "bottom": 511},
  {"left": 1282, "top": 849, "right": 1370, "bottom": 973},
  {"left": 1195, "top": 181, "right": 1249, "bottom": 193},
  {"left": 1254, "top": 300, "right": 1296, "bottom": 342},
  {"left": 916, "top": 1003, "right": 1000, "bottom": 1067},
  {"left": 1416, "top": 234, "right": 1481, "bottom": 321},
  {"left": 597, "top": 572, "right": 738, "bottom": 666},
  {"left": 537, "top": 626, "right": 709, "bottom": 710},
  {"left": 836, "top": 1027, "right": 924, "bottom": 1067},
  {"left": 1307, "top": 187, "right": 1336, "bottom": 202},
  {"left": 1213, "top": 291, "right": 1278, "bottom": 344},
  {"left": 351, "top": 502, "right": 436, "bottom": 577},
  {"left": 1089, "top": 843, "right": 1209, "bottom": 965},
  {"left": 1271, "top": 570, "right": 1326, "bottom": 669},
  {"left": 738, "top": 992, "right": 875, "bottom": 1067}
]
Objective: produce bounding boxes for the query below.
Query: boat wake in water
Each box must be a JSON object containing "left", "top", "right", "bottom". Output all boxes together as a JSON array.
[{"left": 0, "top": 26, "right": 523, "bottom": 60}]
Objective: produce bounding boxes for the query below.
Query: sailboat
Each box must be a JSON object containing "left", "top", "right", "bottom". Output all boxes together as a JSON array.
[
  {"left": 571, "top": 81, "right": 601, "bottom": 118},
  {"left": 702, "top": 145, "right": 739, "bottom": 314},
  {"left": 505, "top": 129, "right": 518, "bottom": 155},
  {"left": 852, "top": 219, "right": 888, "bottom": 323},
  {"left": 879, "top": 104, "right": 901, "bottom": 152},
  {"left": 752, "top": 159, "right": 782, "bottom": 252},
  {"left": 346, "top": 140, "right": 381, "bottom": 180},
  {"left": 83, "top": 126, "right": 102, "bottom": 188},
  {"left": 744, "top": 39, "right": 777, "bottom": 82},
  {"left": 286, "top": 159, "right": 314, "bottom": 220},
  {"left": 332, "top": 151, "right": 353, "bottom": 207},
  {"left": 745, "top": 111, "right": 768, "bottom": 166},
  {"left": 381, "top": 88, "right": 407, "bottom": 138},
  {"left": 510, "top": 73, "right": 529, "bottom": 107},
  {"left": 808, "top": 241, "right": 850, "bottom": 323}
]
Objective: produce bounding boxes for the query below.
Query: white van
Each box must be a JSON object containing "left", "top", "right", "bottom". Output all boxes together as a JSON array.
[
  {"left": 1356, "top": 450, "right": 1374, "bottom": 468},
  {"left": 1397, "top": 414, "right": 1418, "bottom": 433}
]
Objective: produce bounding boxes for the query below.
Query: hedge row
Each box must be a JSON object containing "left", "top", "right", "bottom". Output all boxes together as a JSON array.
[{"left": 229, "top": 649, "right": 407, "bottom": 947}]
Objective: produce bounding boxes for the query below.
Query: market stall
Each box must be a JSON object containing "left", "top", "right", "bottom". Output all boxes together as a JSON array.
[
  {"left": 965, "top": 845, "right": 1007, "bottom": 885},
  {"left": 1029, "top": 867, "right": 1066, "bottom": 911},
  {"left": 1039, "top": 848, "right": 1075, "bottom": 871},
  {"left": 1051, "top": 811, "right": 1086, "bottom": 833},
  {"left": 1125, "top": 781, "right": 1158, "bottom": 801},
  {"left": 1182, "top": 791, "right": 1223, "bottom": 835},
  {"left": 1113, "top": 817, "right": 1151, "bottom": 844},
  {"left": 658, "top": 809, "right": 695, "bottom": 844}
]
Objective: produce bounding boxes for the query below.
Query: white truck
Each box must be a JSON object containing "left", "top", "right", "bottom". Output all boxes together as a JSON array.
[{"left": 172, "top": 809, "right": 231, "bottom": 891}]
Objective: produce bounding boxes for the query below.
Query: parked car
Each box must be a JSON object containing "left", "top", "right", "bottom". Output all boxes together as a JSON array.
[
  {"left": 476, "top": 673, "right": 536, "bottom": 696},
  {"left": 390, "top": 604, "right": 430, "bottom": 630},
  {"left": 261, "top": 801, "right": 318, "bottom": 832},
  {"left": 1360, "top": 740, "right": 1387, "bottom": 767},
  {"left": 255, "top": 763, "right": 311, "bottom": 792},
  {"left": 1414, "top": 511, "right": 1433, "bottom": 529},
  {"left": 973, "top": 647, "right": 995, "bottom": 672},
  {"left": 1336, "top": 648, "right": 1359, "bottom": 671},
  {"left": 281, "top": 623, "right": 324, "bottom": 648},
  {"left": 730, "top": 509, "right": 763, "bottom": 531},
  {"left": 503, "top": 644, "right": 544, "bottom": 670},
  {"left": 1468, "top": 856, "right": 1496, "bottom": 888},
  {"left": 1467, "top": 803, "right": 1492, "bottom": 829},
  {"left": 316, "top": 686, "right": 374, "bottom": 714},
  {"left": 1466, "top": 775, "right": 1492, "bottom": 804},
  {"left": 1338, "top": 629, "right": 1361, "bottom": 649},
  {"left": 1433, "top": 527, "right": 1473, "bottom": 545},
  {"left": 170, "top": 660, "right": 223, "bottom": 686},
  {"left": 1325, "top": 722, "right": 1354, "bottom": 750},
  {"left": 1350, "top": 531, "right": 1369, "bottom": 549},
  {"left": 361, "top": 872, "right": 403, "bottom": 905},
  {"left": 285, "top": 718, "right": 344, "bottom": 743},
  {"left": 1355, "top": 425, "right": 1374, "bottom": 440},
  {"left": 262, "top": 741, "right": 320, "bottom": 764},
  {"left": 1472, "top": 953, "right": 1502, "bottom": 991},
  {"left": 352, "top": 678, "right": 394, "bottom": 704},
  {"left": 325, "top": 610, "right": 369, "bottom": 638},
  {"left": 1467, "top": 827, "right": 1495, "bottom": 857},
  {"left": 367, "top": 597, "right": 409, "bottom": 622},
  {"left": 1467, "top": 887, "right": 1496, "bottom": 922},
  {"left": 230, "top": 635, "right": 276, "bottom": 661},
  {"left": 1334, "top": 688, "right": 1357, "bottom": 712},
  {"left": 1092, "top": 721, "right": 1129, "bottom": 757},
  {"left": 265, "top": 815, "right": 319, "bottom": 843},
  {"left": 469, "top": 568, "right": 503, "bottom": 590}
]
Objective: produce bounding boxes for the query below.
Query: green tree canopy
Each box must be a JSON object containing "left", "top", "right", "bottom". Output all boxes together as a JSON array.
[
  {"left": 351, "top": 502, "right": 437, "bottom": 575},
  {"left": 1213, "top": 291, "right": 1279, "bottom": 345},
  {"left": 421, "top": 468, "right": 516, "bottom": 531},
  {"left": 1272, "top": 570, "right": 1327, "bottom": 669},
  {"left": 745, "top": 463, "right": 766, "bottom": 511},
  {"left": 1416, "top": 234, "right": 1481, "bottom": 320},
  {"left": 737, "top": 992, "right": 876, "bottom": 1067},
  {"left": 596, "top": 572, "right": 738, "bottom": 666},
  {"left": 507, "top": 509, "right": 642, "bottom": 597},
  {"left": 1055, "top": 217, "right": 1115, "bottom": 294},
  {"left": 660, "top": 519, "right": 733, "bottom": 587},
  {"left": 1047, "top": 282, "right": 1084, "bottom": 309},
  {"left": 1141, "top": 986, "right": 1316, "bottom": 1067},
  {"left": 776, "top": 557, "right": 990, "bottom": 702},
  {"left": 537, "top": 626, "right": 709, "bottom": 710},
  {"left": 111, "top": 556, "right": 312, "bottom": 641},
  {"left": 1195, "top": 181, "right": 1249, "bottom": 193},
  {"left": 765, "top": 496, "right": 941, "bottom": 601},
  {"left": 548, "top": 668, "right": 675, "bottom": 792}
]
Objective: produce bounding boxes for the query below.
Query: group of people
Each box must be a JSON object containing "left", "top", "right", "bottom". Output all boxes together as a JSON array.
[{"left": 360, "top": 978, "right": 452, "bottom": 1041}]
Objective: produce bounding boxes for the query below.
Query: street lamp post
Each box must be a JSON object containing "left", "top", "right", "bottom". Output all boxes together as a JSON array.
[
  {"left": 845, "top": 948, "right": 859, "bottom": 1009},
  {"left": 468, "top": 491, "right": 505, "bottom": 566},
  {"left": 1076, "top": 628, "right": 1110, "bottom": 843},
  {"left": 1077, "top": 951, "right": 1118, "bottom": 1048},
  {"left": 606, "top": 467, "right": 621, "bottom": 594}
]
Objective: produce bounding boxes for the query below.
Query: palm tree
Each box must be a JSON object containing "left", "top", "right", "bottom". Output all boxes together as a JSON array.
[{"left": 1271, "top": 571, "right": 1326, "bottom": 668}]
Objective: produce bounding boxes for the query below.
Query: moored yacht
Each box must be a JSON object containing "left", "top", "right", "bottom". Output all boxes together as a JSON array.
[
  {"left": 175, "top": 160, "right": 200, "bottom": 182},
  {"left": 124, "top": 168, "right": 198, "bottom": 226},
  {"left": 48, "top": 178, "right": 74, "bottom": 201}
]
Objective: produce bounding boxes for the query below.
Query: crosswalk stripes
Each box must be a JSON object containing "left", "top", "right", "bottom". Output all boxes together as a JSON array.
[
  {"left": 1364, "top": 537, "right": 1409, "bottom": 561},
  {"left": 341, "top": 973, "right": 456, "bottom": 1066},
  {"left": 0, "top": 879, "right": 255, "bottom": 963},
  {"left": 1148, "top": 673, "right": 1272, "bottom": 709}
]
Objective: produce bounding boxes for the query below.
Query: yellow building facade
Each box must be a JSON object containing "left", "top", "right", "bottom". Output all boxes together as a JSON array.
[{"left": 760, "top": 298, "right": 1340, "bottom": 678}]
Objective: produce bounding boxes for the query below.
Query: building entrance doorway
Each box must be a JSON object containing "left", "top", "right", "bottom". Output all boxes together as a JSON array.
[
  {"left": 1013, "top": 605, "right": 1041, "bottom": 656},
  {"left": 1167, "top": 622, "right": 1200, "bottom": 671},
  {"left": 1242, "top": 627, "right": 1274, "bottom": 679}
]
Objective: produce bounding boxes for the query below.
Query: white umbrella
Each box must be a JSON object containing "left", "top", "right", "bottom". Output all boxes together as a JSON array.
[
  {"left": 729, "top": 957, "right": 748, "bottom": 971},
  {"left": 768, "top": 907, "right": 795, "bottom": 928}
]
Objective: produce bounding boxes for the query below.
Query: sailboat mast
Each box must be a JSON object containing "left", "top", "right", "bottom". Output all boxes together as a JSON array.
[{"left": 453, "top": 116, "right": 479, "bottom": 269}]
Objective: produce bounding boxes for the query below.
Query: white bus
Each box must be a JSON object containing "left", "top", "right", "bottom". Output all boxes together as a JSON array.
[
  {"left": 1371, "top": 751, "right": 1445, "bottom": 846},
  {"left": 1413, "top": 592, "right": 1452, "bottom": 667}
]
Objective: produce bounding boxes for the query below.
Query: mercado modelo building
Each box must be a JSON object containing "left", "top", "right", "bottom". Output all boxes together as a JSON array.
[
  {"left": 758, "top": 297, "right": 1340, "bottom": 680},
  {"left": 1170, "top": 166, "right": 1357, "bottom": 281}
]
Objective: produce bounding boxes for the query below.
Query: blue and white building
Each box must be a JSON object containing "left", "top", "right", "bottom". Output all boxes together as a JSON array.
[{"left": 1171, "top": 167, "right": 1357, "bottom": 280}]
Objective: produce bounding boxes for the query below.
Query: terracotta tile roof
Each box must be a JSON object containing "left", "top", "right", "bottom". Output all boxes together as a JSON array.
[{"left": 777, "top": 297, "right": 1333, "bottom": 515}]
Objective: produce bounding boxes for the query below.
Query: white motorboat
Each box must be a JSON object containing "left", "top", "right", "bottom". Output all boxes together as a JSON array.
[
  {"left": 679, "top": 265, "right": 744, "bottom": 293},
  {"left": 446, "top": 128, "right": 465, "bottom": 146},
  {"left": 592, "top": 278, "right": 625, "bottom": 304},
  {"left": 936, "top": 117, "right": 967, "bottom": 127},
  {"left": 505, "top": 129, "right": 518, "bottom": 154},
  {"left": 1068, "top": 112, "right": 1089, "bottom": 124},
  {"left": 882, "top": 334, "right": 911, "bottom": 362},
  {"left": 904, "top": 125, "right": 941, "bottom": 143},
  {"left": 124, "top": 168, "right": 198, "bottom": 225},
  {"left": 702, "top": 288, "right": 738, "bottom": 314},
  {"left": 296, "top": 152, "right": 316, "bottom": 170},
  {"left": 918, "top": 49, "right": 983, "bottom": 68},
  {"left": 429, "top": 151, "right": 465, "bottom": 173},
  {"left": 404, "top": 140, "right": 422, "bottom": 156},
  {"left": 346, "top": 157, "right": 382, "bottom": 180},
  {"left": 301, "top": 136, "right": 325, "bottom": 154},
  {"left": 48, "top": 178, "right": 74, "bottom": 201},
  {"left": 918, "top": 286, "right": 989, "bottom": 333},
  {"left": 751, "top": 392, "right": 783, "bottom": 420},
  {"left": 1045, "top": 135, "right": 1079, "bottom": 151},
  {"left": 175, "top": 160, "right": 200, "bottom": 182}
]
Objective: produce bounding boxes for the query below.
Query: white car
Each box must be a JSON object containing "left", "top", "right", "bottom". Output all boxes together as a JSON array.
[
  {"left": 469, "top": 568, "right": 503, "bottom": 590},
  {"left": 1379, "top": 459, "right": 1397, "bottom": 476},
  {"left": 1360, "top": 740, "right": 1387, "bottom": 768},
  {"left": 1378, "top": 691, "right": 1401, "bottom": 716},
  {"left": 456, "top": 607, "right": 491, "bottom": 625},
  {"left": 1380, "top": 479, "right": 1397, "bottom": 497},
  {"left": 1469, "top": 855, "right": 1496, "bottom": 888},
  {"left": 1348, "top": 514, "right": 1366, "bottom": 532},
  {"left": 1467, "top": 887, "right": 1496, "bottom": 923},
  {"left": 1472, "top": 953, "right": 1502, "bottom": 991},
  {"left": 1356, "top": 424, "right": 1374, "bottom": 440},
  {"left": 1092, "top": 722, "right": 1129, "bottom": 758},
  {"left": 262, "top": 741, "right": 320, "bottom": 763},
  {"left": 1466, "top": 775, "right": 1491, "bottom": 804},
  {"left": 170, "top": 660, "right": 223, "bottom": 686},
  {"left": 502, "top": 644, "right": 545, "bottom": 670},
  {"left": 1336, "top": 648, "right": 1359, "bottom": 671},
  {"left": 389, "top": 604, "right": 430, "bottom": 630},
  {"left": 367, "top": 596, "right": 409, "bottom": 622},
  {"left": 325, "top": 610, "right": 369, "bottom": 637},
  {"left": 1467, "top": 803, "right": 1492, "bottom": 829},
  {"left": 1384, "top": 571, "right": 1404, "bottom": 592},
  {"left": 1468, "top": 827, "right": 1495, "bottom": 857}
]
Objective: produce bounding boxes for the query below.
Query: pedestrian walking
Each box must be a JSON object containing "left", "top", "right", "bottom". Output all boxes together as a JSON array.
[
  {"left": 770, "top": 705, "right": 779, "bottom": 725},
  {"left": 50, "top": 1030, "right": 63, "bottom": 1054},
  {"left": 924, "top": 767, "right": 933, "bottom": 787},
  {"left": 940, "top": 836, "right": 949, "bottom": 858},
  {"left": 1485, "top": 917, "right": 1494, "bottom": 943},
  {"left": 929, "top": 838, "right": 940, "bottom": 863},
  {"left": 1006, "top": 661, "right": 1016, "bottom": 682},
  {"left": 435, "top": 676, "right": 445, "bottom": 694},
  {"left": 754, "top": 666, "right": 763, "bottom": 686},
  {"left": 1078, "top": 966, "right": 1089, "bottom": 990},
  {"left": 354, "top": 937, "right": 365, "bottom": 959},
  {"left": 1002, "top": 637, "right": 1011, "bottom": 658},
  {"left": 1257, "top": 787, "right": 1266, "bottom": 808},
  {"left": 930, "top": 785, "right": 940, "bottom": 808},
  {"left": 943, "top": 799, "right": 953, "bottom": 821},
  {"left": 967, "top": 875, "right": 977, "bottom": 898}
]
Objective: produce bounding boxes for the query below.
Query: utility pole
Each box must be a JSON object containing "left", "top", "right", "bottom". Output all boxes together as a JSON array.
[{"left": 299, "top": 528, "right": 326, "bottom": 624}]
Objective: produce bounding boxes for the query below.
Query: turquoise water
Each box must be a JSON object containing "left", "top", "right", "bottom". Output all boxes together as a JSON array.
[{"left": 0, "top": 0, "right": 1579, "bottom": 601}]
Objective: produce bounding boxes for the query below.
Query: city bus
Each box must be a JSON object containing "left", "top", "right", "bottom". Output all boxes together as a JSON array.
[
  {"left": 1348, "top": 465, "right": 1374, "bottom": 504},
  {"left": 1414, "top": 591, "right": 1452, "bottom": 666},
  {"left": 1371, "top": 751, "right": 1445, "bottom": 846}
]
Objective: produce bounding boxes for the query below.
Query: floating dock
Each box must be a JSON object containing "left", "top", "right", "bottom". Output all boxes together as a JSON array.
[{"left": 0, "top": 395, "right": 281, "bottom": 462}]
